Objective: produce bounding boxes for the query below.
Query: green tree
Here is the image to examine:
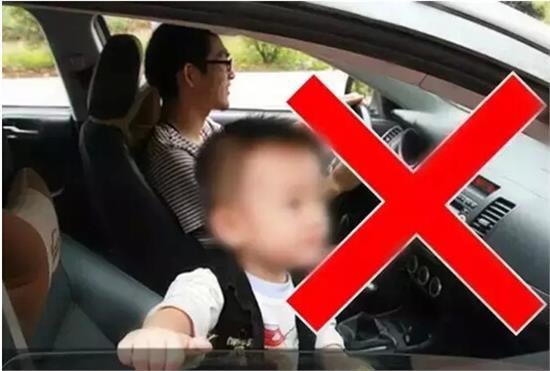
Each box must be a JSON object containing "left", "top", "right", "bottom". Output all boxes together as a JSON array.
[
  {"left": 248, "top": 39, "right": 281, "bottom": 64},
  {"left": 2, "top": 6, "right": 45, "bottom": 44},
  {"left": 504, "top": 1, "right": 545, "bottom": 19},
  {"left": 104, "top": 16, "right": 131, "bottom": 34}
]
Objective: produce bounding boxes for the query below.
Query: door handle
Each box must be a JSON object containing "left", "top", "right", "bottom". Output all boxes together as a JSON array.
[{"left": 3, "top": 126, "right": 39, "bottom": 135}]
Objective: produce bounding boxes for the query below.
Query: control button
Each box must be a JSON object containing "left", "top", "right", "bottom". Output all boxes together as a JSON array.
[
  {"left": 478, "top": 218, "right": 491, "bottom": 227},
  {"left": 458, "top": 214, "right": 467, "bottom": 222},
  {"left": 428, "top": 277, "right": 442, "bottom": 298},
  {"left": 407, "top": 255, "right": 418, "bottom": 275},
  {"left": 417, "top": 266, "right": 430, "bottom": 286}
]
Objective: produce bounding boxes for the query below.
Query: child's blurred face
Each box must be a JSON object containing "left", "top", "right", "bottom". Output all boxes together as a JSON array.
[{"left": 213, "top": 143, "right": 329, "bottom": 271}]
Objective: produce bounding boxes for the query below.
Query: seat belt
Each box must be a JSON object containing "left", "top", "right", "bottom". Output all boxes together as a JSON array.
[
  {"left": 2, "top": 284, "right": 34, "bottom": 369},
  {"left": 3, "top": 284, "right": 28, "bottom": 350}
]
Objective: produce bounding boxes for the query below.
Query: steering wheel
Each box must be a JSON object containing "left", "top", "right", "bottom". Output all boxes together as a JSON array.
[
  {"left": 326, "top": 100, "right": 373, "bottom": 167},
  {"left": 351, "top": 101, "right": 373, "bottom": 130},
  {"left": 328, "top": 100, "right": 382, "bottom": 245}
]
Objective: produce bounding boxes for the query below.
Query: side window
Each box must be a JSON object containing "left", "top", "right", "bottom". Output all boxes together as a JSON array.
[
  {"left": 104, "top": 16, "right": 155, "bottom": 49},
  {"left": 2, "top": 5, "right": 69, "bottom": 107},
  {"left": 102, "top": 16, "right": 346, "bottom": 110},
  {"left": 348, "top": 79, "right": 373, "bottom": 100},
  {"left": 348, "top": 78, "right": 378, "bottom": 116},
  {"left": 222, "top": 36, "right": 345, "bottom": 110}
]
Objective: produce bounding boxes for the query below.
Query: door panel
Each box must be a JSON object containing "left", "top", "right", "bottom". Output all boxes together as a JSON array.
[
  {"left": 1, "top": 106, "right": 100, "bottom": 247},
  {"left": 2, "top": 106, "right": 75, "bottom": 194}
]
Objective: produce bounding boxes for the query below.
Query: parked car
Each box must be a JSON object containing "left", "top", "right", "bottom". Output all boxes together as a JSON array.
[{"left": 2, "top": 1, "right": 549, "bottom": 369}]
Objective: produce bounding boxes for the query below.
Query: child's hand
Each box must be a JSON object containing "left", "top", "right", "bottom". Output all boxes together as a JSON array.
[{"left": 117, "top": 327, "right": 212, "bottom": 370}]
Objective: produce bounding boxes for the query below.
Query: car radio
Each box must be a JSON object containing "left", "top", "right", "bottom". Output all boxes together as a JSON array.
[
  {"left": 450, "top": 175, "right": 500, "bottom": 219},
  {"left": 450, "top": 193, "right": 478, "bottom": 219}
]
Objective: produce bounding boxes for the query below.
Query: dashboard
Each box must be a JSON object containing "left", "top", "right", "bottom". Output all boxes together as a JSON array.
[
  {"left": 349, "top": 114, "right": 549, "bottom": 356},
  {"left": 404, "top": 174, "right": 514, "bottom": 301},
  {"left": 358, "top": 115, "right": 550, "bottom": 309}
]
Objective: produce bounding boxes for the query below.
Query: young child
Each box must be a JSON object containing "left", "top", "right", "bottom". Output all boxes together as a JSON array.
[{"left": 117, "top": 117, "right": 345, "bottom": 370}]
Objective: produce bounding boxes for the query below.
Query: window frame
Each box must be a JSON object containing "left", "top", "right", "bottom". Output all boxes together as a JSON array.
[
  {"left": 2, "top": 5, "right": 72, "bottom": 110},
  {"left": 96, "top": 14, "right": 346, "bottom": 112}
]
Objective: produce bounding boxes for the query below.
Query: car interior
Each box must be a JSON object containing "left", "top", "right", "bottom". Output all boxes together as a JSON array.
[
  {"left": 3, "top": 136, "right": 161, "bottom": 365},
  {"left": 2, "top": 3, "right": 549, "bottom": 370},
  {"left": 80, "top": 34, "right": 204, "bottom": 294}
]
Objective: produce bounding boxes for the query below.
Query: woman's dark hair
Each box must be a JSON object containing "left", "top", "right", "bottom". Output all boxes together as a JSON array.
[{"left": 145, "top": 24, "right": 214, "bottom": 100}]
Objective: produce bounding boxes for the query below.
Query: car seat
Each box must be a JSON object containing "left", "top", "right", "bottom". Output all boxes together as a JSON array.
[
  {"left": 2, "top": 138, "right": 161, "bottom": 357},
  {"left": 79, "top": 35, "right": 204, "bottom": 294}
]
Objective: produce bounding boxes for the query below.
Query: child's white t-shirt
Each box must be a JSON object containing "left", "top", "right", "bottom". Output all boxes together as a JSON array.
[{"left": 151, "top": 268, "right": 344, "bottom": 350}]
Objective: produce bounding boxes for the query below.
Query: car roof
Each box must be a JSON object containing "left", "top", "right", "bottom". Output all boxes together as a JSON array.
[
  {"left": 435, "top": 2, "right": 550, "bottom": 50},
  {"left": 315, "top": 1, "right": 550, "bottom": 83}
]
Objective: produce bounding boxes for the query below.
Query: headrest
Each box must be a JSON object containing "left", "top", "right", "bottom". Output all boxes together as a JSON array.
[
  {"left": 87, "top": 34, "right": 142, "bottom": 121},
  {"left": 127, "top": 84, "right": 161, "bottom": 150},
  {"left": 2, "top": 168, "right": 61, "bottom": 339}
]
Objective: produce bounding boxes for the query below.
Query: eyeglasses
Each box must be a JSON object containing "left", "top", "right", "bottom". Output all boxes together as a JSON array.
[{"left": 205, "top": 57, "right": 233, "bottom": 72}]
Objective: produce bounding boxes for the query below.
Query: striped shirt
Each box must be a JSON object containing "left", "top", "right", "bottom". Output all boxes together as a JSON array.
[{"left": 144, "top": 119, "right": 221, "bottom": 234}]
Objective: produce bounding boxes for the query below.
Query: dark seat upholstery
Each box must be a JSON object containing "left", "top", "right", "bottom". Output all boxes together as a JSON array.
[
  {"left": 79, "top": 35, "right": 204, "bottom": 294},
  {"left": 31, "top": 235, "right": 161, "bottom": 351},
  {"left": 2, "top": 137, "right": 161, "bottom": 363}
]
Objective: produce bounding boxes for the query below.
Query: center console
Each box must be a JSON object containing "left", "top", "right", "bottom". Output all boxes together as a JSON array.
[
  {"left": 334, "top": 174, "right": 520, "bottom": 354},
  {"left": 337, "top": 310, "right": 433, "bottom": 353}
]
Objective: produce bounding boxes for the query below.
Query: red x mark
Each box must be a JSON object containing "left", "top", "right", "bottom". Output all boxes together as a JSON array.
[{"left": 287, "top": 73, "right": 546, "bottom": 335}]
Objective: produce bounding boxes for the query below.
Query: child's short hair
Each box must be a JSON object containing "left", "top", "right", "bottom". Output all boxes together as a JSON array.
[{"left": 195, "top": 116, "right": 322, "bottom": 212}]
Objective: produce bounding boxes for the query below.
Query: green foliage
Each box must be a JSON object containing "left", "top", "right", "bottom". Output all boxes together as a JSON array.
[
  {"left": 350, "top": 80, "right": 373, "bottom": 97},
  {"left": 2, "top": 11, "right": 156, "bottom": 76},
  {"left": 247, "top": 39, "right": 281, "bottom": 63},
  {"left": 104, "top": 16, "right": 152, "bottom": 34},
  {"left": 15, "top": 3, "right": 550, "bottom": 76},
  {"left": 224, "top": 36, "right": 330, "bottom": 72},
  {"left": 533, "top": 1, "right": 550, "bottom": 23},
  {"left": 2, "top": 6, "right": 55, "bottom": 76},
  {"left": 103, "top": 16, "right": 153, "bottom": 50},
  {"left": 3, "top": 41, "right": 54, "bottom": 73},
  {"left": 505, "top": 1, "right": 545, "bottom": 19},
  {"left": 2, "top": 6, "right": 45, "bottom": 44},
  {"left": 104, "top": 16, "right": 131, "bottom": 33}
]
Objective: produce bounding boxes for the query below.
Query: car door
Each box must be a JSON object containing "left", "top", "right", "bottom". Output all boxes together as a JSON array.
[
  {"left": 2, "top": 6, "right": 76, "bottom": 191},
  {"left": 2, "top": 106, "right": 75, "bottom": 198},
  {"left": 2, "top": 5, "right": 101, "bottom": 245}
]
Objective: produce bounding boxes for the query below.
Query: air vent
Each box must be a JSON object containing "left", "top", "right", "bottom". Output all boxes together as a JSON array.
[
  {"left": 382, "top": 126, "right": 403, "bottom": 143},
  {"left": 470, "top": 198, "right": 515, "bottom": 237}
]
